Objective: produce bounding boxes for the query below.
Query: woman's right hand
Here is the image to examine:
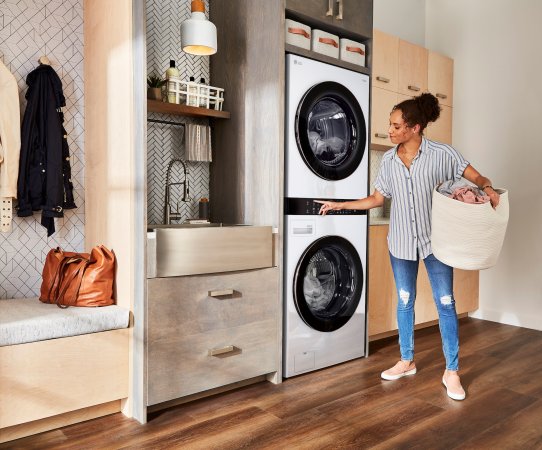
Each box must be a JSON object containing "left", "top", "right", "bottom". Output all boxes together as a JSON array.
[{"left": 314, "top": 200, "right": 343, "bottom": 215}]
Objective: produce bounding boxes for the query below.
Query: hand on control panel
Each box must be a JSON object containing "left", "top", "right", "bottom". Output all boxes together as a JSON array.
[{"left": 314, "top": 200, "right": 344, "bottom": 216}]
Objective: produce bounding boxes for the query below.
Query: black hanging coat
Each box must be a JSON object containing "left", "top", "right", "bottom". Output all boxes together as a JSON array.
[{"left": 17, "top": 65, "right": 76, "bottom": 236}]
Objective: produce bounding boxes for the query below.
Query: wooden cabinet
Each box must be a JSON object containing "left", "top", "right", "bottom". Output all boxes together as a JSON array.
[
  {"left": 146, "top": 267, "right": 279, "bottom": 406},
  {"left": 372, "top": 29, "right": 398, "bottom": 92},
  {"left": 286, "top": 0, "right": 373, "bottom": 37},
  {"left": 371, "top": 29, "right": 454, "bottom": 149},
  {"left": 426, "top": 104, "right": 452, "bottom": 144},
  {"left": 428, "top": 51, "right": 454, "bottom": 107},
  {"left": 371, "top": 87, "right": 396, "bottom": 148},
  {"left": 398, "top": 39, "right": 428, "bottom": 96},
  {"left": 368, "top": 225, "right": 479, "bottom": 338}
]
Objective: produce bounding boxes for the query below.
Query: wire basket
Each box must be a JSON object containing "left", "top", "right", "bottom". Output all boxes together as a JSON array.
[{"left": 166, "top": 76, "right": 224, "bottom": 111}]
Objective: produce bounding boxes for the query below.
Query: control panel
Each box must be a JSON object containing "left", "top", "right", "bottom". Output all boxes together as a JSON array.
[{"left": 285, "top": 198, "right": 367, "bottom": 216}]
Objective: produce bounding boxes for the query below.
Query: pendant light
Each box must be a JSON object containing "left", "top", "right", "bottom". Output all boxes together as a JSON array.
[{"left": 180, "top": 0, "right": 217, "bottom": 56}]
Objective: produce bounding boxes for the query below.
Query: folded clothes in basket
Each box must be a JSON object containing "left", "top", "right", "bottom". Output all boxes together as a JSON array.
[{"left": 438, "top": 180, "right": 490, "bottom": 204}]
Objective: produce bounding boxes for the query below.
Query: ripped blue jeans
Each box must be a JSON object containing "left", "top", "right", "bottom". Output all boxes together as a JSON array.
[{"left": 389, "top": 252, "right": 459, "bottom": 371}]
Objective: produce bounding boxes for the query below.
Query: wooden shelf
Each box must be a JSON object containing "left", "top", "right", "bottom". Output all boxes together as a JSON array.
[
  {"left": 285, "top": 44, "right": 371, "bottom": 76},
  {"left": 147, "top": 100, "right": 230, "bottom": 119}
]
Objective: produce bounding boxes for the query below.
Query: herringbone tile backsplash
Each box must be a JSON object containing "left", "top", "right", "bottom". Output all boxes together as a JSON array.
[
  {"left": 0, "top": 0, "right": 85, "bottom": 299},
  {"left": 147, "top": 0, "right": 211, "bottom": 225}
]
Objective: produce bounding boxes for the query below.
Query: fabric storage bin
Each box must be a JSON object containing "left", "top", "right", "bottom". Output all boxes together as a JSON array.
[
  {"left": 311, "top": 29, "right": 339, "bottom": 58},
  {"left": 431, "top": 187, "right": 509, "bottom": 270},
  {"left": 285, "top": 19, "right": 311, "bottom": 51},
  {"left": 340, "top": 38, "right": 366, "bottom": 67}
]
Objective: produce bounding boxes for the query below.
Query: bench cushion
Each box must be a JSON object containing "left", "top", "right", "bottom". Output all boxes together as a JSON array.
[{"left": 0, "top": 298, "right": 130, "bottom": 346}]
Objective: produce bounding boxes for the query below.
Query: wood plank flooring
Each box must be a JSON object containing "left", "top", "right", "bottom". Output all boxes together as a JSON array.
[{"left": 3, "top": 318, "right": 542, "bottom": 449}]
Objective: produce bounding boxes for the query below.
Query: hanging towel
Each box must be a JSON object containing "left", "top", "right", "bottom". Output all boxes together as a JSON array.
[{"left": 186, "top": 124, "right": 212, "bottom": 162}]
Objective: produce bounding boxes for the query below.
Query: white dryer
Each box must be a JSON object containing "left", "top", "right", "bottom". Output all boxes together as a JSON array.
[
  {"left": 285, "top": 54, "right": 369, "bottom": 200},
  {"left": 283, "top": 199, "right": 367, "bottom": 378}
]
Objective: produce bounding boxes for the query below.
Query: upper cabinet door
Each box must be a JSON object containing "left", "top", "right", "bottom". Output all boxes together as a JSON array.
[
  {"left": 334, "top": 0, "right": 373, "bottom": 38},
  {"left": 286, "top": 0, "right": 335, "bottom": 25},
  {"left": 372, "top": 29, "right": 399, "bottom": 92},
  {"left": 428, "top": 51, "right": 454, "bottom": 107},
  {"left": 398, "top": 39, "right": 428, "bottom": 96},
  {"left": 286, "top": 0, "right": 372, "bottom": 37}
]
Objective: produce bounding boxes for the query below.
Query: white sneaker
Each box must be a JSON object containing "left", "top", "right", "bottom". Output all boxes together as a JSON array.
[
  {"left": 381, "top": 360, "right": 417, "bottom": 381},
  {"left": 442, "top": 373, "right": 466, "bottom": 401}
]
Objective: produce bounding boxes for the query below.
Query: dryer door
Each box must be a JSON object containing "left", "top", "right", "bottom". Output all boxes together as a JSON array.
[
  {"left": 295, "top": 81, "right": 367, "bottom": 181},
  {"left": 293, "top": 236, "right": 364, "bottom": 332}
]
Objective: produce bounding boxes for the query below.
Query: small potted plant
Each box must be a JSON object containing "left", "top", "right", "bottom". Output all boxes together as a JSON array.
[{"left": 147, "top": 75, "right": 166, "bottom": 101}]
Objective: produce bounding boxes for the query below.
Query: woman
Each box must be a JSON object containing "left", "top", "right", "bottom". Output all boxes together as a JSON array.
[{"left": 316, "top": 93, "right": 499, "bottom": 401}]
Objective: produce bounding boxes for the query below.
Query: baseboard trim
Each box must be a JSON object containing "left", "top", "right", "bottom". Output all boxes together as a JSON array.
[
  {"left": 469, "top": 309, "right": 542, "bottom": 331},
  {"left": 0, "top": 400, "right": 121, "bottom": 444}
]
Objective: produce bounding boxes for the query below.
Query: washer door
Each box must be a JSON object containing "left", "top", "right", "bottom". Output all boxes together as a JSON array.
[
  {"left": 293, "top": 236, "right": 364, "bottom": 332},
  {"left": 295, "top": 81, "right": 367, "bottom": 181}
]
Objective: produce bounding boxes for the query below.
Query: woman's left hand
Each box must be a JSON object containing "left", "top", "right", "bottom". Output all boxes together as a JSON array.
[{"left": 486, "top": 188, "right": 500, "bottom": 208}]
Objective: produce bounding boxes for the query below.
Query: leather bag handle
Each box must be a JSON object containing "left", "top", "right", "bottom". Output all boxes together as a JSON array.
[
  {"left": 346, "top": 45, "right": 365, "bottom": 55},
  {"left": 55, "top": 256, "right": 90, "bottom": 308},
  {"left": 288, "top": 27, "right": 310, "bottom": 39}
]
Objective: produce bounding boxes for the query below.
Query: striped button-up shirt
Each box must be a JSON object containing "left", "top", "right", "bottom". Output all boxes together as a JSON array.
[{"left": 374, "top": 137, "right": 469, "bottom": 261}]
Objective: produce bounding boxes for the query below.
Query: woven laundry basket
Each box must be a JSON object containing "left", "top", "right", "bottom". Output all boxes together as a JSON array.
[{"left": 431, "top": 187, "right": 509, "bottom": 270}]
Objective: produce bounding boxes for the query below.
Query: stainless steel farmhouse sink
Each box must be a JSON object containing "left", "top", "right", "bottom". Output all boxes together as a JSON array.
[{"left": 147, "top": 225, "right": 273, "bottom": 278}]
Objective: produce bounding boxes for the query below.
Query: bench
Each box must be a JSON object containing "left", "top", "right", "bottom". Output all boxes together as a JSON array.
[{"left": 0, "top": 298, "right": 130, "bottom": 443}]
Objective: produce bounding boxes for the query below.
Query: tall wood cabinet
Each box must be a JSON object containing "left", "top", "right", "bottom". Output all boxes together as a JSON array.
[{"left": 371, "top": 29, "right": 454, "bottom": 148}]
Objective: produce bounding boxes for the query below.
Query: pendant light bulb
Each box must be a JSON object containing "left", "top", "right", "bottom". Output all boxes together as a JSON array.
[{"left": 181, "top": 0, "right": 217, "bottom": 56}]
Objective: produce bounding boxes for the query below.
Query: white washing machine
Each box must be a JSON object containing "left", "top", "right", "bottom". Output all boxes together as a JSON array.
[
  {"left": 285, "top": 54, "right": 369, "bottom": 200},
  {"left": 283, "top": 199, "right": 367, "bottom": 378}
]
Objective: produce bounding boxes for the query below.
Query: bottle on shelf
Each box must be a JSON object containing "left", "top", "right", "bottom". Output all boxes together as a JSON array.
[
  {"left": 165, "top": 60, "right": 180, "bottom": 103},
  {"left": 199, "top": 77, "right": 209, "bottom": 108},
  {"left": 187, "top": 76, "right": 198, "bottom": 107}
]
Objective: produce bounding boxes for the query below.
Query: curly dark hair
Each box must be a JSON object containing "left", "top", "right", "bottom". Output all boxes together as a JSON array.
[{"left": 392, "top": 92, "right": 441, "bottom": 134}]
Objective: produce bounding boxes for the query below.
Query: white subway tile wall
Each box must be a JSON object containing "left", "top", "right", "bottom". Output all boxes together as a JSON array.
[
  {"left": 0, "top": 0, "right": 84, "bottom": 298},
  {"left": 146, "top": 0, "right": 211, "bottom": 225},
  {"left": 369, "top": 149, "right": 385, "bottom": 218}
]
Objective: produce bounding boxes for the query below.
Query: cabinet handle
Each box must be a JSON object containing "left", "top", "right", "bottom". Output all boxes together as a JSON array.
[
  {"left": 376, "top": 76, "right": 390, "bottom": 83},
  {"left": 208, "top": 289, "right": 235, "bottom": 298},
  {"left": 326, "top": 0, "right": 333, "bottom": 16},
  {"left": 436, "top": 93, "right": 448, "bottom": 99},
  {"left": 208, "top": 345, "right": 241, "bottom": 357},
  {"left": 336, "top": 0, "right": 343, "bottom": 20},
  {"left": 375, "top": 133, "right": 388, "bottom": 139},
  {"left": 408, "top": 85, "right": 421, "bottom": 92}
]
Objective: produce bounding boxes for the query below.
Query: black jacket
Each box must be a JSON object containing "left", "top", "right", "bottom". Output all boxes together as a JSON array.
[{"left": 17, "top": 65, "right": 76, "bottom": 236}]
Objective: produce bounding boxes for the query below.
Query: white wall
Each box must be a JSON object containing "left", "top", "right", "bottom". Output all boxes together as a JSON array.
[
  {"left": 373, "top": 0, "right": 426, "bottom": 46},
  {"left": 425, "top": 0, "right": 542, "bottom": 331}
]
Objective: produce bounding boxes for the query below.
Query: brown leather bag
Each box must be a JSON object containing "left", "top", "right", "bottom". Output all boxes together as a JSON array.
[{"left": 40, "top": 246, "right": 116, "bottom": 307}]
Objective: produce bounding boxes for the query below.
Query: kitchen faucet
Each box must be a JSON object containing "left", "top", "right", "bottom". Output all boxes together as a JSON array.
[{"left": 164, "top": 158, "right": 191, "bottom": 224}]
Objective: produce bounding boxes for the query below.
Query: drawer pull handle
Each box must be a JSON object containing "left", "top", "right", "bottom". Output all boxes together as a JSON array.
[
  {"left": 436, "top": 93, "right": 448, "bottom": 99},
  {"left": 408, "top": 85, "right": 421, "bottom": 92},
  {"left": 208, "top": 345, "right": 241, "bottom": 357},
  {"left": 208, "top": 289, "right": 234, "bottom": 298},
  {"left": 375, "top": 133, "right": 388, "bottom": 138},
  {"left": 376, "top": 76, "right": 390, "bottom": 83}
]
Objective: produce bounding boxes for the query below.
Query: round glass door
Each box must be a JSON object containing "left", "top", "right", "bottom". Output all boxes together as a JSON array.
[
  {"left": 293, "top": 236, "right": 363, "bottom": 332},
  {"left": 295, "top": 81, "right": 367, "bottom": 181}
]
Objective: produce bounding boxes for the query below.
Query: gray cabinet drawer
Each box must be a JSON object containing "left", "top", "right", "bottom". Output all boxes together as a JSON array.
[
  {"left": 147, "top": 319, "right": 277, "bottom": 405},
  {"left": 146, "top": 267, "right": 279, "bottom": 404}
]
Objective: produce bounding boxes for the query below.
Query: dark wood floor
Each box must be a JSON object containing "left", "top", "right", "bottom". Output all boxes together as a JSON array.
[{"left": 4, "top": 317, "right": 542, "bottom": 450}]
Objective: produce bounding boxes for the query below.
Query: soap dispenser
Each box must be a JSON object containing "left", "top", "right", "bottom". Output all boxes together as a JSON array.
[{"left": 165, "top": 60, "right": 180, "bottom": 103}]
